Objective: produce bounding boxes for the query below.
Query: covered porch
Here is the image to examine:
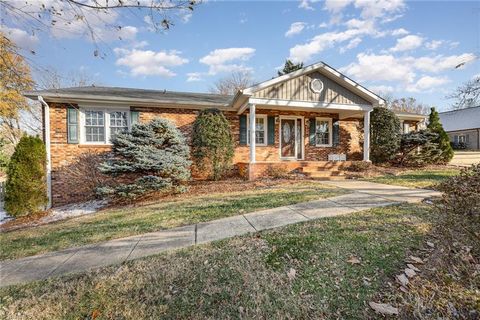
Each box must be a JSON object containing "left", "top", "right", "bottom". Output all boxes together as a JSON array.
[{"left": 235, "top": 99, "right": 372, "bottom": 180}]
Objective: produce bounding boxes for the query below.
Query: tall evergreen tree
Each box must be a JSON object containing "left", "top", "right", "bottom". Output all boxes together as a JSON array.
[
  {"left": 426, "top": 107, "right": 454, "bottom": 163},
  {"left": 278, "top": 60, "right": 304, "bottom": 76},
  {"left": 98, "top": 118, "right": 191, "bottom": 199}
]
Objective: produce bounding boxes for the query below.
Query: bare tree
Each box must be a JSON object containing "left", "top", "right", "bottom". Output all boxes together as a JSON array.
[
  {"left": 36, "top": 67, "right": 100, "bottom": 89},
  {"left": 387, "top": 97, "right": 430, "bottom": 115},
  {"left": 0, "top": 0, "right": 199, "bottom": 57},
  {"left": 209, "top": 72, "right": 254, "bottom": 95},
  {"left": 446, "top": 76, "right": 480, "bottom": 110}
]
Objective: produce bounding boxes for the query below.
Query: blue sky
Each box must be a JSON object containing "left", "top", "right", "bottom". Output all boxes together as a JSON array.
[{"left": 2, "top": 0, "right": 479, "bottom": 110}]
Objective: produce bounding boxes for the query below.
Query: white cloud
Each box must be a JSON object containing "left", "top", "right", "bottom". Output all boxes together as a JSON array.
[
  {"left": 354, "top": 0, "right": 406, "bottom": 20},
  {"left": 369, "top": 85, "right": 395, "bottom": 94},
  {"left": 0, "top": 26, "right": 38, "bottom": 51},
  {"left": 324, "top": 0, "right": 352, "bottom": 13},
  {"left": 114, "top": 48, "right": 188, "bottom": 77},
  {"left": 299, "top": 0, "right": 315, "bottom": 10},
  {"left": 187, "top": 72, "right": 203, "bottom": 82},
  {"left": 391, "top": 28, "right": 409, "bottom": 36},
  {"left": 285, "top": 22, "right": 307, "bottom": 37},
  {"left": 340, "top": 37, "right": 362, "bottom": 53},
  {"left": 199, "top": 47, "right": 255, "bottom": 75},
  {"left": 412, "top": 53, "right": 477, "bottom": 73},
  {"left": 289, "top": 24, "right": 381, "bottom": 62},
  {"left": 425, "top": 40, "right": 443, "bottom": 50},
  {"left": 340, "top": 53, "right": 416, "bottom": 83},
  {"left": 390, "top": 35, "right": 424, "bottom": 52},
  {"left": 406, "top": 75, "right": 450, "bottom": 92}
]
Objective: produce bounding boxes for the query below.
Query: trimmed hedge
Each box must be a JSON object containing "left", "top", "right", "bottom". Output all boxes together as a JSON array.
[{"left": 5, "top": 136, "right": 47, "bottom": 217}]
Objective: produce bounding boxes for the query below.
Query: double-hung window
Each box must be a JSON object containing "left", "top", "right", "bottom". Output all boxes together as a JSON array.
[
  {"left": 247, "top": 115, "right": 267, "bottom": 145},
  {"left": 315, "top": 117, "right": 332, "bottom": 147},
  {"left": 85, "top": 111, "right": 105, "bottom": 142},
  {"left": 81, "top": 108, "right": 130, "bottom": 144}
]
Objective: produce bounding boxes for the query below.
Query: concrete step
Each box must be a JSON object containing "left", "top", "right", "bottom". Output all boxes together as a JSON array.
[{"left": 303, "top": 171, "right": 346, "bottom": 178}]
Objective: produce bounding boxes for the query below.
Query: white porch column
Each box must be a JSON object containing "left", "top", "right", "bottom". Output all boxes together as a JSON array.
[
  {"left": 363, "top": 110, "right": 371, "bottom": 162},
  {"left": 249, "top": 104, "right": 256, "bottom": 163}
]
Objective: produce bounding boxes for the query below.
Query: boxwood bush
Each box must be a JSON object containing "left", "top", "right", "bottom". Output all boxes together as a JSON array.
[{"left": 5, "top": 136, "right": 47, "bottom": 217}]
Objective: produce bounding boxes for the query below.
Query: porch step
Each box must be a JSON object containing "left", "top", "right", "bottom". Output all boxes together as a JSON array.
[{"left": 302, "top": 170, "right": 346, "bottom": 178}]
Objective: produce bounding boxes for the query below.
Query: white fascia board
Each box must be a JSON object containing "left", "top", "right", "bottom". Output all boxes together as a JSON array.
[
  {"left": 32, "top": 96, "right": 234, "bottom": 110},
  {"left": 248, "top": 98, "right": 373, "bottom": 112},
  {"left": 396, "top": 113, "right": 428, "bottom": 121}
]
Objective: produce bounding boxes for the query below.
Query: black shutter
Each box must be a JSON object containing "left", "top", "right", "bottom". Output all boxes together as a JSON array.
[
  {"left": 332, "top": 120, "right": 340, "bottom": 147},
  {"left": 67, "top": 107, "right": 79, "bottom": 144},
  {"left": 309, "top": 117, "right": 316, "bottom": 146},
  {"left": 239, "top": 115, "right": 247, "bottom": 145},
  {"left": 267, "top": 116, "right": 275, "bottom": 145}
]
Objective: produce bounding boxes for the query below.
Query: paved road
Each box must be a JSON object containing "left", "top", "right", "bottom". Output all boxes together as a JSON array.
[
  {"left": 0, "top": 180, "right": 440, "bottom": 287},
  {"left": 451, "top": 151, "right": 480, "bottom": 167}
]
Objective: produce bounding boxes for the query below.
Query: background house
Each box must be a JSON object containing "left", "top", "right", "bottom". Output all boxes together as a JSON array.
[{"left": 439, "top": 106, "right": 480, "bottom": 150}]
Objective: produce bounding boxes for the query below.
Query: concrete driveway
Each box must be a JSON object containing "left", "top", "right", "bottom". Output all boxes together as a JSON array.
[{"left": 450, "top": 151, "right": 480, "bottom": 167}]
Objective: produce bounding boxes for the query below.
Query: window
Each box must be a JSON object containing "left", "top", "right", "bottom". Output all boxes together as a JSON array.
[
  {"left": 315, "top": 118, "right": 332, "bottom": 147},
  {"left": 85, "top": 111, "right": 105, "bottom": 142},
  {"left": 109, "top": 111, "right": 128, "bottom": 139},
  {"left": 459, "top": 135, "right": 467, "bottom": 144},
  {"left": 81, "top": 108, "right": 130, "bottom": 144},
  {"left": 403, "top": 122, "right": 410, "bottom": 134},
  {"left": 247, "top": 115, "right": 267, "bottom": 145}
]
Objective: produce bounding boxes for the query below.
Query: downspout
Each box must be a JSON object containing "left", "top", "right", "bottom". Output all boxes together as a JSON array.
[{"left": 38, "top": 96, "right": 52, "bottom": 209}]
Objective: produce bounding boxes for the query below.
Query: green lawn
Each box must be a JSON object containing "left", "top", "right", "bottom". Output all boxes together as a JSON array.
[
  {"left": 366, "top": 168, "right": 459, "bottom": 189},
  {"left": 0, "top": 204, "right": 433, "bottom": 319},
  {"left": 0, "top": 181, "right": 345, "bottom": 261}
]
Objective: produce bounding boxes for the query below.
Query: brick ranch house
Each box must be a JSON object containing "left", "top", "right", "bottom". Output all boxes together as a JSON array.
[{"left": 25, "top": 62, "right": 426, "bottom": 207}]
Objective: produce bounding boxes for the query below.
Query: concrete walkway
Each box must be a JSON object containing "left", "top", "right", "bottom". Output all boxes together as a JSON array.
[{"left": 0, "top": 181, "right": 440, "bottom": 287}]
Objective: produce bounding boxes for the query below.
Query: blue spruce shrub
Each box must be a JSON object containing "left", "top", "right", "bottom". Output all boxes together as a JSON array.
[{"left": 98, "top": 118, "right": 191, "bottom": 199}]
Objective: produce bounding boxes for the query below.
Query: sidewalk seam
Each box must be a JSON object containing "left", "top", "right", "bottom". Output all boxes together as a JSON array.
[{"left": 242, "top": 215, "right": 257, "bottom": 232}]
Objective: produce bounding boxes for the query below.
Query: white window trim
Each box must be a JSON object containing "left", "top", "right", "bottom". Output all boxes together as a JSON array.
[
  {"left": 315, "top": 117, "right": 333, "bottom": 147},
  {"left": 246, "top": 114, "right": 268, "bottom": 146},
  {"left": 79, "top": 106, "right": 131, "bottom": 145}
]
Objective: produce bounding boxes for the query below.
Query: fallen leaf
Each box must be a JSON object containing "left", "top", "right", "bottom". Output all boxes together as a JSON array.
[
  {"left": 287, "top": 268, "right": 296, "bottom": 281},
  {"left": 369, "top": 302, "right": 399, "bottom": 315},
  {"left": 408, "top": 256, "right": 424, "bottom": 264},
  {"left": 404, "top": 268, "right": 416, "bottom": 278},
  {"left": 427, "top": 241, "right": 435, "bottom": 248},
  {"left": 399, "top": 286, "right": 409, "bottom": 293},
  {"left": 347, "top": 256, "right": 361, "bottom": 264},
  {"left": 396, "top": 273, "right": 409, "bottom": 286},
  {"left": 407, "top": 263, "right": 420, "bottom": 272}
]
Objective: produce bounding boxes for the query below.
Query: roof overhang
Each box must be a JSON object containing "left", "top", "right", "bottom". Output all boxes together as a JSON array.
[
  {"left": 395, "top": 112, "right": 428, "bottom": 121},
  {"left": 24, "top": 92, "right": 233, "bottom": 110}
]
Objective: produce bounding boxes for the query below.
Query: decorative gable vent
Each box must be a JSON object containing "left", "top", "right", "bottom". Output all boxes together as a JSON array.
[{"left": 310, "top": 78, "right": 324, "bottom": 93}]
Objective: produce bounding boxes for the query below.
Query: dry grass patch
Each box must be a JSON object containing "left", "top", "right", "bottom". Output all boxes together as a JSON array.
[
  {"left": 0, "top": 204, "right": 434, "bottom": 319},
  {"left": 0, "top": 181, "right": 345, "bottom": 260}
]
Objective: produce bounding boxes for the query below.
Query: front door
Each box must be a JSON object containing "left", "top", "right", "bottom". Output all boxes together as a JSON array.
[{"left": 280, "top": 118, "right": 303, "bottom": 159}]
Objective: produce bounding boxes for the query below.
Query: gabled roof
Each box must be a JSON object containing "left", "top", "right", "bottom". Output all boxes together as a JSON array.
[
  {"left": 24, "top": 86, "right": 233, "bottom": 107},
  {"left": 439, "top": 106, "right": 480, "bottom": 131},
  {"left": 240, "top": 61, "right": 385, "bottom": 106}
]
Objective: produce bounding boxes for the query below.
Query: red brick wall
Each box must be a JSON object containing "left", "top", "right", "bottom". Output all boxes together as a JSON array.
[{"left": 48, "top": 104, "right": 364, "bottom": 206}]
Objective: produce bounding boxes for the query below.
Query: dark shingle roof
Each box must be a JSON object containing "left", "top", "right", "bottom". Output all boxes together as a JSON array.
[{"left": 24, "top": 86, "right": 234, "bottom": 107}]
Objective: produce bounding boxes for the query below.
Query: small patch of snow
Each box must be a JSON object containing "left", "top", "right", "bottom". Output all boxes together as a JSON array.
[
  {"left": 42, "top": 200, "right": 108, "bottom": 223},
  {"left": 0, "top": 202, "right": 13, "bottom": 225}
]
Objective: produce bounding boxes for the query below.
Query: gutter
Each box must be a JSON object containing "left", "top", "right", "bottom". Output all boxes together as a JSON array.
[{"left": 38, "top": 96, "right": 52, "bottom": 209}]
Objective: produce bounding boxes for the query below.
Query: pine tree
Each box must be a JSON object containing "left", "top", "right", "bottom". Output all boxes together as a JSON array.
[
  {"left": 278, "top": 60, "right": 304, "bottom": 76},
  {"left": 192, "top": 109, "right": 234, "bottom": 180},
  {"left": 370, "top": 107, "right": 401, "bottom": 163},
  {"left": 427, "top": 107, "right": 454, "bottom": 163},
  {"left": 396, "top": 130, "right": 441, "bottom": 166},
  {"left": 5, "top": 136, "right": 47, "bottom": 217},
  {"left": 98, "top": 118, "right": 191, "bottom": 199}
]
